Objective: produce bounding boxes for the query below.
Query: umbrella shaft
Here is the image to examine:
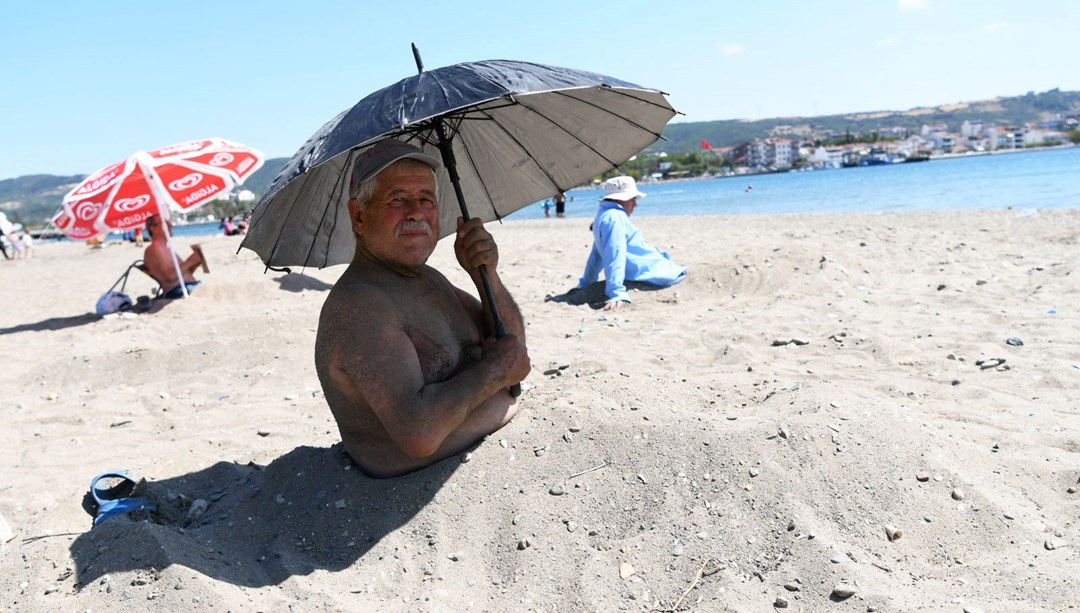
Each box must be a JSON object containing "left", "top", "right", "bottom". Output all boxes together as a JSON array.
[
  {"left": 434, "top": 120, "right": 518, "bottom": 397},
  {"left": 435, "top": 125, "right": 471, "bottom": 222},
  {"left": 435, "top": 123, "right": 501, "bottom": 332}
]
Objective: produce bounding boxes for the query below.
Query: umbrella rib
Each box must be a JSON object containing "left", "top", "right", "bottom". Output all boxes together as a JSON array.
[
  {"left": 323, "top": 156, "right": 353, "bottom": 267},
  {"left": 469, "top": 107, "right": 565, "bottom": 198},
  {"left": 550, "top": 87, "right": 671, "bottom": 138},
  {"left": 265, "top": 171, "right": 321, "bottom": 269},
  {"left": 422, "top": 71, "right": 463, "bottom": 129},
  {"left": 510, "top": 87, "right": 673, "bottom": 180},
  {"left": 383, "top": 85, "right": 668, "bottom": 204},
  {"left": 466, "top": 86, "right": 672, "bottom": 200},
  {"left": 452, "top": 128, "right": 502, "bottom": 219},
  {"left": 453, "top": 86, "right": 670, "bottom": 137},
  {"left": 304, "top": 152, "right": 352, "bottom": 269},
  {"left": 264, "top": 202, "right": 297, "bottom": 270},
  {"left": 495, "top": 97, "right": 625, "bottom": 180}
]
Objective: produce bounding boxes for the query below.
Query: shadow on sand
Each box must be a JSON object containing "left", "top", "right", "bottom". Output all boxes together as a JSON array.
[
  {"left": 71, "top": 444, "right": 456, "bottom": 588},
  {"left": 273, "top": 273, "right": 335, "bottom": 293},
  {"left": 0, "top": 313, "right": 101, "bottom": 336},
  {"left": 0, "top": 294, "right": 197, "bottom": 336},
  {"left": 544, "top": 281, "right": 669, "bottom": 310}
]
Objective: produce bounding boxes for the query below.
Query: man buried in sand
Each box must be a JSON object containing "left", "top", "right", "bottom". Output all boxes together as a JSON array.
[{"left": 315, "top": 140, "right": 531, "bottom": 478}]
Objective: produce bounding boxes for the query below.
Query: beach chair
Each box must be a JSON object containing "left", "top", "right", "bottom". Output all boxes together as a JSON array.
[
  {"left": 110, "top": 260, "right": 150, "bottom": 294},
  {"left": 102, "top": 260, "right": 161, "bottom": 313}
]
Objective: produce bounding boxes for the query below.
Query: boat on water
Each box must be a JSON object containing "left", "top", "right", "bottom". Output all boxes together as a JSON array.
[
  {"left": 858, "top": 148, "right": 899, "bottom": 166},
  {"left": 852, "top": 147, "right": 932, "bottom": 166}
]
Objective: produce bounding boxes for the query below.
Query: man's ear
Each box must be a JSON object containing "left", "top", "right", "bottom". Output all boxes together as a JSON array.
[{"left": 347, "top": 198, "right": 363, "bottom": 236}]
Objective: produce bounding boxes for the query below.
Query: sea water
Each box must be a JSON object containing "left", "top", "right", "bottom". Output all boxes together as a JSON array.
[{"left": 506, "top": 146, "right": 1080, "bottom": 222}]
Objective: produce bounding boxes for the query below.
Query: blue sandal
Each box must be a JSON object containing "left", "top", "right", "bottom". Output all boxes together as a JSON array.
[{"left": 90, "top": 471, "right": 157, "bottom": 526}]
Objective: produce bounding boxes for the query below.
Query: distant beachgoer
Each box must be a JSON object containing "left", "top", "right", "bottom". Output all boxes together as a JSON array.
[
  {"left": 541, "top": 199, "right": 553, "bottom": 217},
  {"left": 9, "top": 232, "right": 25, "bottom": 259},
  {"left": 554, "top": 192, "right": 566, "bottom": 218},
  {"left": 745, "top": 184, "right": 753, "bottom": 192},
  {"left": 574, "top": 176, "right": 687, "bottom": 310},
  {"left": 142, "top": 214, "right": 209, "bottom": 298},
  {"left": 17, "top": 232, "right": 34, "bottom": 259}
]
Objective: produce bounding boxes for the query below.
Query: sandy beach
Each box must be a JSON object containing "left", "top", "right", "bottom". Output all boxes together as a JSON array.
[{"left": 1, "top": 208, "right": 1078, "bottom": 612}]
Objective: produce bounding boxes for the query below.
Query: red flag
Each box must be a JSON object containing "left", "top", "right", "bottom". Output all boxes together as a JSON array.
[{"left": 700, "top": 139, "right": 712, "bottom": 150}]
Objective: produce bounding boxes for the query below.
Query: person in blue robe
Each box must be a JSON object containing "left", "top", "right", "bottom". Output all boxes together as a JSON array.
[{"left": 576, "top": 176, "right": 687, "bottom": 310}]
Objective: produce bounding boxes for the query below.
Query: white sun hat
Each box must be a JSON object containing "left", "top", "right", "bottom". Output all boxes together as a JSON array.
[{"left": 601, "top": 175, "right": 646, "bottom": 201}]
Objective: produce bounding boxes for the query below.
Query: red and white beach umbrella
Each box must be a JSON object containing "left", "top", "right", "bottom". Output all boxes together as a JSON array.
[
  {"left": 53, "top": 138, "right": 264, "bottom": 297},
  {"left": 54, "top": 137, "right": 265, "bottom": 240}
]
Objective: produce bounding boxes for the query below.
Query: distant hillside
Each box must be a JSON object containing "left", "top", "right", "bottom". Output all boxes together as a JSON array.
[
  {"left": 237, "top": 157, "right": 289, "bottom": 199},
  {"left": 651, "top": 88, "right": 1080, "bottom": 153},
  {"left": 0, "top": 174, "right": 83, "bottom": 226},
  {"left": 4, "top": 88, "right": 1076, "bottom": 228}
]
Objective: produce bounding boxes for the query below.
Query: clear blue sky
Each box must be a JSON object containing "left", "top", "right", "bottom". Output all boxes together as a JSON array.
[{"left": 2, "top": 0, "right": 1076, "bottom": 180}]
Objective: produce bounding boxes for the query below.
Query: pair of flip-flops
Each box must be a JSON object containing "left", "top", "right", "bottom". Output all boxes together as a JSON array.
[{"left": 89, "top": 471, "right": 157, "bottom": 526}]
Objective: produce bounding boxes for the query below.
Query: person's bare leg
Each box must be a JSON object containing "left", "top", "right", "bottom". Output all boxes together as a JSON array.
[{"left": 186, "top": 244, "right": 210, "bottom": 274}]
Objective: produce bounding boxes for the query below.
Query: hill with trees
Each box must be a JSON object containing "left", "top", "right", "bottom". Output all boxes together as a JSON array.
[{"left": 650, "top": 88, "right": 1080, "bottom": 153}]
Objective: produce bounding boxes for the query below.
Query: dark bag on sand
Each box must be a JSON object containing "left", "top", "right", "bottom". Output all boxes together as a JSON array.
[{"left": 95, "top": 290, "right": 133, "bottom": 316}]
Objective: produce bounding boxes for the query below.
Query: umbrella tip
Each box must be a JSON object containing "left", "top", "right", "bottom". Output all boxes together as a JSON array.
[{"left": 411, "top": 42, "right": 424, "bottom": 74}]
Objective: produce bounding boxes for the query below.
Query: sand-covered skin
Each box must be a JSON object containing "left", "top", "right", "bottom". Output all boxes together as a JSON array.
[{"left": 1, "top": 208, "right": 1077, "bottom": 612}]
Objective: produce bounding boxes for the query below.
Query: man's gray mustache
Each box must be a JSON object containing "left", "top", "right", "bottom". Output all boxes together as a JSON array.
[{"left": 397, "top": 220, "right": 432, "bottom": 236}]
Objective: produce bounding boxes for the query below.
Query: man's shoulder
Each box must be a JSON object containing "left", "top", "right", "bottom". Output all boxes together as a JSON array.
[
  {"left": 141, "top": 244, "right": 167, "bottom": 268},
  {"left": 319, "top": 282, "right": 384, "bottom": 346},
  {"left": 323, "top": 274, "right": 389, "bottom": 312},
  {"left": 321, "top": 266, "right": 434, "bottom": 320}
]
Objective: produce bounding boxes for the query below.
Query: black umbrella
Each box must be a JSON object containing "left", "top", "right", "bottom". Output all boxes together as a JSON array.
[{"left": 241, "top": 46, "right": 677, "bottom": 270}]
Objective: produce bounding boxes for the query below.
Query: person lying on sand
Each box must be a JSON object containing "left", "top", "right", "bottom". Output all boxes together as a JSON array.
[
  {"left": 315, "top": 139, "right": 530, "bottom": 478},
  {"left": 142, "top": 214, "right": 209, "bottom": 299}
]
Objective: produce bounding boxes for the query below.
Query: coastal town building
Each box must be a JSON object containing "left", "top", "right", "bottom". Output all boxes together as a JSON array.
[{"left": 731, "top": 138, "right": 796, "bottom": 170}]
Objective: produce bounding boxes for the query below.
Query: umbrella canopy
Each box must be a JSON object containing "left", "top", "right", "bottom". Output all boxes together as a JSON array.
[
  {"left": 53, "top": 138, "right": 265, "bottom": 240},
  {"left": 240, "top": 58, "right": 677, "bottom": 269}
]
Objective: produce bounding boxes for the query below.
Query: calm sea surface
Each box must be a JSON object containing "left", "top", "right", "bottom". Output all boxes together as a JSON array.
[
  {"left": 158, "top": 146, "right": 1077, "bottom": 239},
  {"left": 505, "top": 145, "right": 1080, "bottom": 222}
]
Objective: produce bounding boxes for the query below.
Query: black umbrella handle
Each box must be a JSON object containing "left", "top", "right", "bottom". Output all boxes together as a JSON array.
[
  {"left": 434, "top": 120, "right": 521, "bottom": 398},
  {"left": 480, "top": 264, "right": 522, "bottom": 398},
  {"left": 478, "top": 267, "right": 521, "bottom": 398}
]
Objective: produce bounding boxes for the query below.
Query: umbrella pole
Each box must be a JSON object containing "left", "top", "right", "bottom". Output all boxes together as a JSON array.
[
  {"left": 160, "top": 207, "right": 190, "bottom": 299},
  {"left": 434, "top": 120, "right": 521, "bottom": 397},
  {"left": 434, "top": 122, "right": 505, "bottom": 337}
]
